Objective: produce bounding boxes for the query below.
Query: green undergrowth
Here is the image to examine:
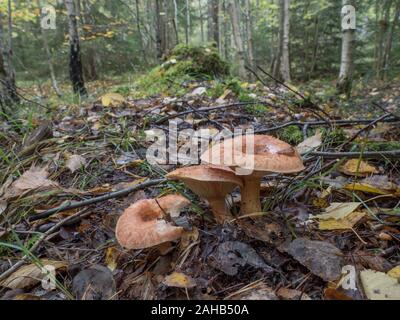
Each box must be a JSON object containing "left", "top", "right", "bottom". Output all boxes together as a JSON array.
[{"left": 134, "top": 44, "right": 230, "bottom": 98}]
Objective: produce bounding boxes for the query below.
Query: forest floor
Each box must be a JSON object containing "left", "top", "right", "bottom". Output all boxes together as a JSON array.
[{"left": 0, "top": 69, "right": 400, "bottom": 300}]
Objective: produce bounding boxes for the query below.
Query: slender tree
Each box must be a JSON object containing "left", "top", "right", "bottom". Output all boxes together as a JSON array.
[
  {"left": 228, "top": 0, "right": 247, "bottom": 79},
  {"left": 207, "top": 0, "right": 219, "bottom": 45},
  {"left": 37, "top": 0, "right": 62, "bottom": 97},
  {"left": 273, "top": 0, "right": 291, "bottom": 83},
  {"left": 65, "top": 0, "right": 87, "bottom": 97},
  {"left": 337, "top": 0, "right": 356, "bottom": 96}
]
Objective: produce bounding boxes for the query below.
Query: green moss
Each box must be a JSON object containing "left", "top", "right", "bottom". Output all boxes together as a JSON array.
[
  {"left": 134, "top": 44, "right": 230, "bottom": 97},
  {"left": 278, "top": 125, "right": 304, "bottom": 145},
  {"left": 245, "top": 104, "right": 270, "bottom": 116},
  {"left": 321, "top": 128, "right": 347, "bottom": 145},
  {"left": 352, "top": 141, "right": 400, "bottom": 152}
]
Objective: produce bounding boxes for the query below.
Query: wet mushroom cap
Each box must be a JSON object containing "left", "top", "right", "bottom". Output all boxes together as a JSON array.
[
  {"left": 116, "top": 194, "right": 190, "bottom": 250},
  {"left": 201, "top": 135, "right": 305, "bottom": 174}
]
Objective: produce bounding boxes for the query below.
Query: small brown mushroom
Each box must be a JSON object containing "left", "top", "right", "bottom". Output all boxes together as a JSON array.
[
  {"left": 201, "top": 135, "right": 305, "bottom": 215},
  {"left": 116, "top": 194, "right": 190, "bottom": 250},
  {"left": 166, "top": 165, "right": 243, "bottom": 223}
]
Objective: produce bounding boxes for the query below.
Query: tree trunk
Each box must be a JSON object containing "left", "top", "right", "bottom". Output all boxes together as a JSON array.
[
  {"left": 244, "top": 0, "right": 255, "bottom": 76},
  {"left": 135, "top": 0, "right": 149, "bottom": 65},
  {"left": 337, "top": 0, "right": 356, "bottom": 97},
  {"left": 198, "top": 0, "right": 205, "bottom": 42},
  {"left": 37, "top": 0, "right": 62, "bottom": 97},
  {"left": 274, "top": 0, "right": 291, "bottom": 82},
  {"left": 376, "top": 0, "right": 392, "bottom": 79},
  {"left": 207, "top": 0, "right": 219, "bottom": 45},
  {"left": 185, "top": 0, "right": 191, "bottom": 45},
  {"left": 382, "top": 1, "right": 400, "bottom": 80},
  {"left": 65, "top": 0, "right": 87, "bottom": 97},
  {"left": 155, "top": 0, "right": 167, "bottom": 60},
  {"left": 0, "top": 6, "right": 18, "bottom": 106},
  {"left": 228, "top": 0, "right": 247, "bottom": 79}
]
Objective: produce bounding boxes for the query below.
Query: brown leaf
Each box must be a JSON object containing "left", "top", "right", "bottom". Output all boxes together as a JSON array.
[
  {"left": 2, "top": 166, "right": 59, "bottom": 199},
  {"left": 163, "top": 272, "right": 196, "bottom": 289},
  {"left": 277, "top": 288, "right": 311, "bottom": 300},
  {"left": 281, "top": 238, "right": 344, "bottom": 282}
]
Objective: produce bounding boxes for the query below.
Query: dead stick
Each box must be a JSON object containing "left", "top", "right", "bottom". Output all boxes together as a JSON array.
[
  {"left": 310, "top": 150, "right": 400, "bottom": 159},
  {"left": 28, "top": 179, "right": 167, "bottom": 222}
]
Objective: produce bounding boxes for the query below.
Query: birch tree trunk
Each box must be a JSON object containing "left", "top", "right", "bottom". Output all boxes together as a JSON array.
[
  {"left": 185, "top": 0, "right": 191, "bottom": 45},
  {"left": 280, "top": 0, "right": 291, "bottom": 82},
  {"left": 228, "top": 0, "right": 247, "bottom": 79},
  {"left": 337, "top": 0, "right": 356, "bottom": 96},
  {"left": 65, "top": 0, "right": 87, "bottom": 97}
]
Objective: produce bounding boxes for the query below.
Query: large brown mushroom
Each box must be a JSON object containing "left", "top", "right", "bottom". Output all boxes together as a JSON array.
[
  {"left": 166, "top": 165, "right": 243, "bottom": 223},
  {"left": 201, "top": 135, "right": 305, "bottom": 215},
  {"left": 116, "top": 194, "right": 190, "bottom": 250}
]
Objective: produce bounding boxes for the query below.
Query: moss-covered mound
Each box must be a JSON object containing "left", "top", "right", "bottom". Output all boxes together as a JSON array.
[{"left": 135, "top": 44, "right": 230, "bottom": 97}]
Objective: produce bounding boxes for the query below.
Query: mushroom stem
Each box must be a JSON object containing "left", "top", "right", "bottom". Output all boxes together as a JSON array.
[
  {"left": 241, "top": 177, "right": 262, "bottom": 215},
  {"left": 208, "top": 198, "right": 233, "bottom": 224}
]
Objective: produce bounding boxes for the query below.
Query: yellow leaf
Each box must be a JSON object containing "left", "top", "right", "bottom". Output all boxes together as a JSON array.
[
  {"left": 315, "top": 202, "right": 361, "bottom": 221},
  {"left": 344, "top": 183, "right": 392, "bottom": 195},
  {"left": 360, "top": 270, "right": 400, "bottom": 300},
  {"left": 163, "top": 272, "right": 196, "bottom": 289},
  {"left": 101, "top": 93, "right": 126, "bottom": 107},
  {"left": 105, "top": 247, "right": 119, "bottom": 272},
  {"left": 388, "top": 266, "right": 400, "bottom": 280},
  {"left": 318, "top": 211, "right": 366, "bottom": 230},
  {"left": 339, "top": 159, "right": 378, "bottom": 176}
]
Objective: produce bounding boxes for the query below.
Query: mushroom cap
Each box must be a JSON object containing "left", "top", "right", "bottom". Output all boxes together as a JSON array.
[
  {"left": 116, "top": 194, "right": 190, "bottom": 250},
  {"left": 201, "top": 135, "right": 305, "bottom": 175},
  {"left": 166, "top": 165, "right": 243, "bottom": 199}
]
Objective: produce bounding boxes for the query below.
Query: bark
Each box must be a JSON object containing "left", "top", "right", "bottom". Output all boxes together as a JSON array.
[
  {"left": 185, "top": 0, "right": 191, "bottom": 45},
  {"left": 65, "top": 0, "right": 87, "bottom": 97},
  {"left": 207, "top": 0, "right": 219, "bottom": 45},
  {"left": 337, "top": 0, "right": 356, "bottom": 96},
  {"left": 135, "top": 0, "right": 149, "bottom": 65},
  {"left": 244, "top": 0, "right": 255, "bottom": 75},
  {"left": 198, "top": 0, "right": 205, "bottom": 42},
  {"left": 274, "top": 0, "right": 291, "bottom": 82},
  {"left": 173, "top": 0, "right": 180, "bottom": 44},
  {"left": 382, "top": 1, "right": 400, "bottom": 79},
  {"left": 0, "top": 6, "right": 18, "bottom": 106},
  {"left": 228, "top": 0, "right": 247, "bottom": 79},
  {"left": 155, "top": 0, "right": 167, "bottom": 60},
  {"left": 376, "top": 0, "right": 392, "bottom": 79}
]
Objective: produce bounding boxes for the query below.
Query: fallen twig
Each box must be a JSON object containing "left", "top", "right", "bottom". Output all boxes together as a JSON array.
[
  {"left": 28, "top": 178, "right": 167, "bottom": 222},
  {"left": 0, "top": 209, "right": 89, "bottom": 282},
  {"left": 310, "top": 150, "right": 400, "bottom": 159}
]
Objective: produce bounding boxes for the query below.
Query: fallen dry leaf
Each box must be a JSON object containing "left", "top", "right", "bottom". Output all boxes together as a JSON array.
[
  {"left": 65, "top": 154, "right": 87, "bottom": 173},
  {"left": 360, "top": 269, "right": 400, "bottom": 300},
  {"left": 2, "top": 166, "right": 59, "bottom": 199},
  {"left": 339, "top": 159, "right": 378, "bottom": 176},
  {"left": 163, "top": 272, "right": 196, "bottom": 289},
  {"left": 296, "top": 130, "right": 322, "bottom": 155},
  {"left": 315, "top": 202, "right": 361, "bottom": 221},
  {"left": 0, "top": 260, "right": 66, "bottom": 289},
  {"left": 318, "top": 211, "right": 366, "bottom": 230},
  {"left": 105, "top": 246, "right": 120, "bottom": 272},
  {"left": 281, "top": 238, "right": 344, "bottom": 282}
]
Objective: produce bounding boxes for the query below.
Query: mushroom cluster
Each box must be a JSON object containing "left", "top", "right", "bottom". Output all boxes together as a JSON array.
[
  {"left": 115, "top": 135, "right": 304, "bottom": 251},
  {"left": 168, "top": 134, "right": 305, "bottom": 222}
]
